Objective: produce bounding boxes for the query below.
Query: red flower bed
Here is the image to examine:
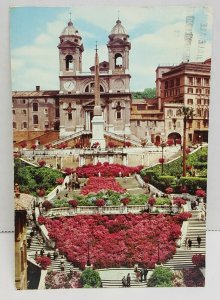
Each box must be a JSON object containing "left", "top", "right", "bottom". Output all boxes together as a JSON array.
[
  {"left": 173, "top": 212, "right": 192, "bottom": 223},
  {"left": 31, "top": 144, "right": 37, "bottom": 150},
  {"left": 44, "top": 214, "right": 181, "bottom": 269},
  {"left": 64, "top": 167, "right": 75, "bottom": 176},
  {"left": 180, "top": 185, "right": 188, "bottom": 193},
  {"left": 35, "top": 256, "right": 51, "bottom": 270},
  {"left": 108, "top": 141, "right": 117, "bottom": 148},
  {"left": 45, "top": 144, "right": 52, "bottom": 150},
  {"left": 38, "top": 216, "right": 47, "bottom": 225},
  {"left": 192, "top": 254, "right": 205, "bottom": 268},
  {"left": 76, "top": 163, "right": 143, "bottom": 178},
  {"left": 183, "top": 268, "right": 205, "bottom": 287},
  {"left": 81, "top": 177, "right": 126, "bottom": 195},
  {"left": 173, "top": 197, "right": 186, "bottom": 208},
  {"left": 58, "top": 142, "right": 68, "bottom": 149},
  {"left": 20, "top": 141, "right": 27, "bottom": 148},
  {"left": 195, "top": 189, "right": 206, "bottom": 198},
  {"left": 124, "top": 141, "right": 131, "bottom": 147}
]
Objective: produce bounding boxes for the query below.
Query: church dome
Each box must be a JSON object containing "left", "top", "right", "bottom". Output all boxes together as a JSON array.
[
  {"left": 61, "top": 20, "right": 81, "bottom": 37},
  {"left": 110, "top": 19, "right": 128, "bottom": 35}
]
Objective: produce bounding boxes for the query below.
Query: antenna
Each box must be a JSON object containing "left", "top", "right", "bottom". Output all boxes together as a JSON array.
[
  {"left": 182, "top": 14, "right": 195, "bottom": 62},
  {"left": 196, "top": 7, "right": 208, "bottom": 61},
  {"left": 95, "top": 41, "right": 98, "bottom": 52}
]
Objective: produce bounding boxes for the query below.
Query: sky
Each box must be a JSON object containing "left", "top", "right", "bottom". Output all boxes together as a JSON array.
[{"left": 10, "top": 6, "right": 213, "bottom": 91}]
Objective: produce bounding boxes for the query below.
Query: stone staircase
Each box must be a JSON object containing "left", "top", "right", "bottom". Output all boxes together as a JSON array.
[
  {"left": 101, "top": 279, "right": 147, "bottom": 288},
  {"left": 164, "top": 210, "right": 206, "bottom": 270},
  {"left": 26, "top": 226, "right": 79, "bottom": 273},
  {"left": 51, "top": 130, "right": 91, "bottom": 146}
]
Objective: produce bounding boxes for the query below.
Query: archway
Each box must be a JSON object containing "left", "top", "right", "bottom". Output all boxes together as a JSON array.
[
  {"left": 168, "top": 132, "right": 181, "bottom": 145},
  {"left": 155, "top": 135, "right": 161, "bottom": 143}
]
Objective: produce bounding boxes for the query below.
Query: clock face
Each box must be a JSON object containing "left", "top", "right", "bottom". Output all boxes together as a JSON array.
[{"left": 64, "top": 80, "right": 75, "bottom": 91}]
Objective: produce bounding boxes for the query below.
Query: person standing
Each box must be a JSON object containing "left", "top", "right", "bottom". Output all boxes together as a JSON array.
[
  {"left": 143, "top": 267, "right": 148, "bottom": 281},
  {"left": 188, "top": 238, "right": 192, "bottom": 249},
  {"left": 197, "top": 235, "right": 202, "bottom": 248},
  {"left": 122, "top": 276, "right": 127, "bottom": 287},
  {"left": 127, "top": 273, "right": 131, "bottom": 287}
]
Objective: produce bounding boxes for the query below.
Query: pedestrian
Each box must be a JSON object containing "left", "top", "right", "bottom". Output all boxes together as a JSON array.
[
  {"left": 188, "top": 238, "right": 192, "bottom": 249},
  {"left": 143, "top": 267, "right": 148, "bottom": 281},
  {"left": 40, "top": 248, "right": 45, "bottom": 256},
  {"left": 140, "top": 269, "right": 144, "bottom": 282},
  {"left": 47, "top": 252, "right": 51, "bottom": 258},
  {"left": 122, "top": 276, "right": 127, "bottom": 287},
  {"left": 53, "top": 250, "right": 57, "bottom": 260},
  {"left": 34, "top": 251, "right": 38, "bottom": 259},
  {"left": 197, "top": 235, "right": 202, "bottom": 248},
  {"left": 30, "top": 230, "right": 34, "bottom": 238},
  {"left": 127, "top": 273, "right": 131, "bottom": 287},
  {"left": 27, "top": 236, "right": 32, "bottom": 248},
  {"left": 60, "top": 255, "right": 65, "bottom": 266}
]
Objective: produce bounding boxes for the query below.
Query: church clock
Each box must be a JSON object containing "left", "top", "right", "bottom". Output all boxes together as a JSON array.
[{"left": 64, "top": 80, "right": 75, "bottom": 92}]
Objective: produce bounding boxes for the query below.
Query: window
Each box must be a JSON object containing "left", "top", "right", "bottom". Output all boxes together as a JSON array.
[
  {"left": 167, "top": 109, "right": 173, "bottom": 117},
  {"left": 33, "top": 103, "right": 38, "bottom": 111},
  {"left": 137, "top": 104, "right": 146, "bottom": 110},
  {"left": 176, "top": 78, "right": 180, "bottom": 86},
  {"left": 68, "top": 113, "right": 72, "bottom": 120},
  {"left": 187, "top": 99, "right": 193, "bottom": 105},
  {"left": 197, "top": 121, "right": 201, "bottom": 129},
  {"left": 137, "top": 120, "right": 140, "bottom": 126},
  {"left": 45, "top": 99, "right": 48, "bottom": 104},
  {"left": 188, "top": 77, "right": 193, "bottom": 85},
  {"left": 23, "top": 99, "right": 26, "bottom": 104},
  {"left": 116, "top": 111, "right": 121, "bottom": 119},
  {"left": 170, "top": 80, "right": 174, "bottom": 88},
  {"left": 23, "top": 110, "right": 27, "bottom": 115},
  {"left": 203, "top": 120, "right": 209, "bottom": 127},
  {"left": 196, "top": 88, "right": 202, "bottom": 94},
  {"left": 33, "top": 115, "right": 38, "bottom": 124},
  {"left": 197, "top": 98, "right": 201, "bottom": 105},
  {"left": 204, "top": 78, "right": 209, "bottom": 86},
  {"left": 205, "top": 89, "right": 210, "bottom": 95},
  {"left": 204, "top": 98, "right": 209, "bottom": 105},
  {"left": 204, "top": 110, "right": 209, "bottom": 119},
  {"left": 188, "top": 133, "right": 192, "bottom": 142},
  {"left": 84, "top": 82, "right": 104, "bottom": 93},
  {"left": 44, "top": 108, "right": 48, "bottom": 114},
  {"left": 65, "top": 55, "right": 74, "bottom": 71},
  {"left": 196, "top": 78, "right": 201, "bottom": 85},
  {"left": 188, "top": 88, "right": 193, "bottom": 93},
  {"left": 44, "top": 122, "right": 49, "bottom": 129},
  {"left": 165, "top": 81, "right": 168, "bottom": 89},
  {"left": 55, "top": 99, "right": 59, "bottom": 106},
  {"left": 114, "top": 53, "right": 123, "bottom": 68},
  {"left": 13, "top": 122, "right": 16, "bottom": 129},
  {"left": 197, "top": 109, "right": 202, "bottom": 117},
  {"left": 22, "top": 122, "right": 27, "bottom": 129}
]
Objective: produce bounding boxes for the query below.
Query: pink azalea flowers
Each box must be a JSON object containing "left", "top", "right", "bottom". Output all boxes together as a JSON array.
[{"left": 80, "top": 177, "right": 126, "bottom": 195}]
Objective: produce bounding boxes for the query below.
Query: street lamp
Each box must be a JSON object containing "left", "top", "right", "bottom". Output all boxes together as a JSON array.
[{"left": 87, "top": 241, "right": 91, "bottom": 266}]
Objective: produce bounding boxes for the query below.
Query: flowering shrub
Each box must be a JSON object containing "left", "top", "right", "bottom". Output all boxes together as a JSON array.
[
  {"left": 20, "top": 141, "right": 27, "bottom": 148},
  {"left": 173, "top": 197, "right": 186, "bottom": 208},
  {"left": 148, "top": 197, "right": 156, "bottom": 206},
  {"left": 120, "top": 198, "right": 130, "bottom": 206},
  {"left": 81, "top": 177, "right": 126, "bottom": 195},
  {"left": 192, "top": 254, "right": 205, "bottom": 268},
  {"left": 37, "top": 215, "right": 47, "bottom": 225},
  {"left": 124, "top": 141, "right": 131, "bottom": 147},
  {"left": 108, "top": 141, "right": 117, "bottom": 148},
  {"left": 95, "top": 199, "right": 105, "bottom": 207},
  {"left": 36, "top": 188, "right": 46, "bottom": 197},
  {"left": 173, "top": 212, "right": 192, "bottom": 223},
  {"left": 56, "top": 178, "right": 64, "bottom": 185},
  {"left": 195, "top": 189, "right": 206, "bottom": 198},
  {"left": 165, "top": 187, "right": 174, "bottom": 194},
  {"left": 185, "top": 147, "right": 191, "bottom": 154},
  {"left": 45, "top": 270, "right": 82, "bottom": 289},
  {"left": 44, "top": 214, "right": 181, "bottom": 269},
  {"left": 182, "top": 268, "right": 205, "bottom": 287},
  {"left": 159, "top": 158, "right": 165, "bottom": 164},
  {"left": 35, "top": 256, "right": 51, "bottom": 270},
  {"left": 31, "top": 144, "right": 37, "bottom": 150},
  {"left": 45, "top": 144, "right": 52, "bottom": 150},
  {"left": 58, "top": 142, "right": 68, "bottom": 149},
  {"left": 68, "top": 200, "right": 78, "bottom": 208},
  {"left": 76, "top": 163, "right": 143, "bottom": 178},
  {"left": 38, "top": 160, "right": 46, "bottom": 167},
  {"left": 64, "top": 167, "right": 74, "bottom": 176},
  {"left": 42, "top": 200, "right": 52, "bottom": 211}
]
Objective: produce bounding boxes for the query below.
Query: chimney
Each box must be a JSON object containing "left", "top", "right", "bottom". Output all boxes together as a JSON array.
[{"left": 36, "top": 86, "right": 40, "bottom": 91}]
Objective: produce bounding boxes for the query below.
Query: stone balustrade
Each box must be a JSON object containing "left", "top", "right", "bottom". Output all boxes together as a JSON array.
[{"left": 42, "top": 204, "right": 179, "bottom": 218}]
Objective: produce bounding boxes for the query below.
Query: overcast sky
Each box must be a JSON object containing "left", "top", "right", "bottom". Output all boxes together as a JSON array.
[{"left": 10, "top": 6, "right": 213, "bottom": 91}]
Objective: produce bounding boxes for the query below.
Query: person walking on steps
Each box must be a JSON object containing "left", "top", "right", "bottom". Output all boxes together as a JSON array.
[{"left": 197, "top": 235, "right": 202, "bottom": 248}]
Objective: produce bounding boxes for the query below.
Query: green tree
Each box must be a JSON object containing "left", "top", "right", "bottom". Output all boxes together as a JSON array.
[
  {"left": 177, "top": 106, "right": 194, "bottom": 177},
  {"left": 132, "top": 87, "right": 156, "bottom": 99},
  {"left": 148, "top": 266, "right": 173, "bottom": 287},
  {"left": 80, "top": 268, "right": 102, "bottom": 288}
]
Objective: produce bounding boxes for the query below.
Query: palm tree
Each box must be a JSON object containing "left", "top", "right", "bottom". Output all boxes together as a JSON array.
[{"left": 178, "top": 106, "right": 194, "bottom": 177}]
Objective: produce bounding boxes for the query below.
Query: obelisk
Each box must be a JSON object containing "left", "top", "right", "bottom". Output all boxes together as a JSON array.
[{"left": 91, "top": 43, "right": 106, "bottom": 148}]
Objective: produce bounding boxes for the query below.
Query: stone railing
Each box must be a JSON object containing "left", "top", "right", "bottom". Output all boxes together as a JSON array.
[{"left": 42, "top": 204, "right": 179, "bottom": 218}]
